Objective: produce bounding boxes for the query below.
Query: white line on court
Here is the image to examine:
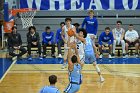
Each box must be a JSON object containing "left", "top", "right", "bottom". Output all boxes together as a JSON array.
[{"left": 0, "top": 58, "right": 17, "bottom": 83}]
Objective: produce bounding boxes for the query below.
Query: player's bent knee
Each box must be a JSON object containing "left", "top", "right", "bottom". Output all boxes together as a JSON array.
[
  {"left": 93, "top": 64, "right": 96, "bottom": 66},
  {"left": 93, "top": 62, "right": 97, "bottom": 66}
]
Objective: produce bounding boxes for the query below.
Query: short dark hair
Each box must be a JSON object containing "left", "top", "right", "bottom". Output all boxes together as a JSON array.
[
  {"left": 12, "top": 26, "right": 17, "bottom": 30},
  {"left": 49, "top": 75, "right": 57, "bottom": 84},
  {"left": 46, "top": 26, "right": 51, "bottom": 30},
  {"left": 28, "top": 26, "right": 36, "bottom": 31},
  {"left": 117, "top": 21, "right": 122, "bottom": 24},
  {"left": 129, "top": 24, "right": 133, "bottom": 26},
  {"left": 60, "top": 22, "right": 65, "bottom": 25},
  {"left": 65, "top": 18, "right": 72, "bottom": 22},
  {"left": 73, "top": 23, "right": 80, "bottom": 27},
  {"left": 71, "top": 55, "right": 77, "bottom": 63},
  {"left": 78, "top": 28, "right": 87, "bottom": 38},
  {"left": 105, "top": 27, "right": 110, "bottom": 30}
]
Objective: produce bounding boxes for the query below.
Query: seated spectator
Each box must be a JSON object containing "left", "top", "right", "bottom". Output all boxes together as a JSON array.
[
  {"left": 42, "top": 26, "right": 55, "bottom": 58},
  {"left": 112, "top": 21, "right": 126, "bottom": 57},
  {"left": 73, "top": 23, "right": 80, "bottom": 33},
  {"left": 125, "top": 24, "right": 139, "bottom": 57},
  {"left": 8, "top": 26, "right": 26, "bottom": 60},
  {"left": 40, "top": 75, "right": 60, "bottom": 93},
  {"left": 26, "top": 26, "right": 42, "bottom": 61},
  {"left": 55, "top": 22, "right": 65, "bottom": 58},
  {"left": 98, "top": 27, "right": 114, "bottom": 58},
  {"left": 0, "top": 23, "right": 2, "bottom": 40}
]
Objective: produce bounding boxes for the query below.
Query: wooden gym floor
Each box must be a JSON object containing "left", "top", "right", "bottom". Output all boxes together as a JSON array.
[{"left": 0, "top": 53, "right": 140, "bottom": 93}]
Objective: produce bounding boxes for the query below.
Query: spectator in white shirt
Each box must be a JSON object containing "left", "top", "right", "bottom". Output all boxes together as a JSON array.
[
  {"left": 112, "top": 21, "right": 125, "bottom": 57},
  {"left": 125, "top": 24, "right": 139, "bottom": 57}
]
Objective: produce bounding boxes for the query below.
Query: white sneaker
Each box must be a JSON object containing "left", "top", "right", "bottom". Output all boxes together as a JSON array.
[
  {"left": 108, "top": 54, "right": 112, "bottom": 58},
  {"left": 58, "top": 54, "right": 62, "bottom": 58},
  {"left": 12, "top": 56, "right": 17, "bottom": 61},
  {"left": 61, "top": 63, "right": 67, "bottom": 69},
  {"left": 122, "top": 56, "right": 126, "bottom": 58},
  {"left": 125, "top": 54, "right": 128, "bottom": 58},
  {"left": 99, "top": 54, "right": 103, "bottom": 58},
  {"left": 100, "top": 77, "right": 105, "bottom": 82},
  {"left": 135, "top": 54, "right": 139, "bottom": 58}
]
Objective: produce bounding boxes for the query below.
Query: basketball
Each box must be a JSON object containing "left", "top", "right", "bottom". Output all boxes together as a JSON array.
[{"left": 67, "top": 29, "right": 74, "bottom": 37}]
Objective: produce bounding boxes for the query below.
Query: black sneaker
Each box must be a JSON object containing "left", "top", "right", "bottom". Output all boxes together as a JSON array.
[
  {"left": 122, "top": 54, "right": 126, "bottom": 58},
  {"left": 111, "top": 53, "right": 115, "bottom": 57}
]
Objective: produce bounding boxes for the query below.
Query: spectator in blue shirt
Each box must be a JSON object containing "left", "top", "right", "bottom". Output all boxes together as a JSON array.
[
  {"left": 98, "top": 27, "right": 114, "bottom": 58},
  {"left": 42, "top": 26, "right": 55, "bottom": 58},
  {"left": 82, "top": 10, "right": 98, "bottom": 56},
  {"left": 82, "top": 10, "right": 98, "bottom": 35},
  {"left": 40, "top": 75, "right": 60, "bottom": 93},
  {"left": 55, "top": 22, "right": 65, "bottom": 58}
]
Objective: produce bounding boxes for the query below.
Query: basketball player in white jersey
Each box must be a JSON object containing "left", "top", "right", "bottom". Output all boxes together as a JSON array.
[
  {"left": 112, "top": 21, "right": 126, "bottom": 57},
  {"left": 61, "top": 18, "right": 76, "bottom": 69},
  {"left": 74, "top": 28, "right": 87, "bottom": 64}
]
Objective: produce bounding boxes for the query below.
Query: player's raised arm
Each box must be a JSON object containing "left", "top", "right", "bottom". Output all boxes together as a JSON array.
[
  {"left": 67, "top": 36, "right": 74, "bottom": 71},
  {"left": 67, "top": 44, "right": 74, "bottom": 71}
]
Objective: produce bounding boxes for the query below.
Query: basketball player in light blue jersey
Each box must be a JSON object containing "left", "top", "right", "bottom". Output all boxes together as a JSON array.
[
  {"left": 40, "top": 75, "right": 60, "bottom": 93},
  {"left": 85, "top": 34, "right": 104, "bottom": 82},
  {"left": 64, "top": 41, "right": 84, "bottom": 93}
]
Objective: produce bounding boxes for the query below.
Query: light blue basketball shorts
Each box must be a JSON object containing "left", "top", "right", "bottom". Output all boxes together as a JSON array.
[
  {"left": 64, "top": 83, "right": 81, "bottom": 93},
  {"left": 85, "top": 51, "right": 96, "bottom": 64}
]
